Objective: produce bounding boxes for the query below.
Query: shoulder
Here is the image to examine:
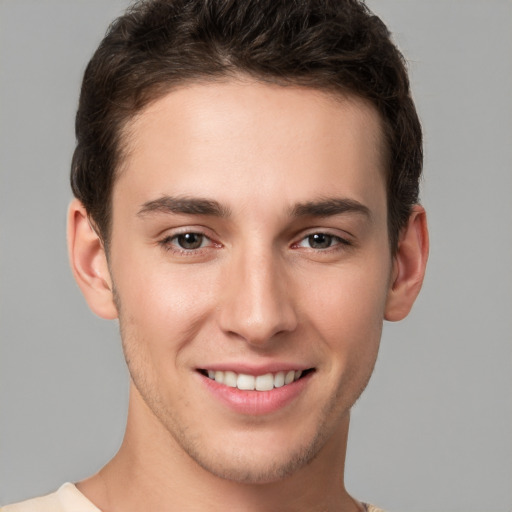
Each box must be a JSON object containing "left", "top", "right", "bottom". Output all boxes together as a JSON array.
[
  {"left": 1, "top": 483, "right": 100, "bottom": 512},
  {"left": 1, "top": 491, "right": 61, "bottom": 512},
  {"left": 363, "top": 504, "right": 387, "bottom": 512}
]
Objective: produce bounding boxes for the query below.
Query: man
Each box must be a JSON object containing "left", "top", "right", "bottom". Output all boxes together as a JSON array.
[{"left": 2, "top": 0, "right": 428, "bottom": 510}]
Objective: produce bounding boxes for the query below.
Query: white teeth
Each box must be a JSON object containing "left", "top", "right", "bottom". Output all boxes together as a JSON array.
[
  {"left": 237, "top": 374, "right": 255, "bottom": 390},
  {"left": 284, "top": 370, "right": 295, "bottom": 385},
  {"left": 274, "top": 371, "right": 285, "bottom": 388},
  {"left": 255, "top": 373, "right": 274, "bottom": 391},
  {"left": 206, "top": 369, "right": 306, "bottom": 390},
  {"left": 224, "top": 371, "right": 237, "bottom": 388}
]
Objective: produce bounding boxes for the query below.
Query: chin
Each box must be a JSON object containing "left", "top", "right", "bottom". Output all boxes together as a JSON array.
[
  {"left": 177, "top": 424, "right": 331, "bottom": 485},
  {"left": 190, "top": 448, "right": 316, "bottom": 485}
]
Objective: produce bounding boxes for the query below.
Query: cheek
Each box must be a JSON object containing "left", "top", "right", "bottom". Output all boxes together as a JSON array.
[
  {"left": 302, "top": 261, "right": 389, "bottom": 315},
  {"left": 296, "top": 258, "right": 390, "bottom": 358},
  {"left": 113, "top": 255, "right": 219, "bottom": 357}
]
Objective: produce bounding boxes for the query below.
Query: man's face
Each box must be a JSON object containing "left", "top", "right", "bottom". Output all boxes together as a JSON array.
[{"left": 108, "top": 80, "right": 392, "bottom": 483}]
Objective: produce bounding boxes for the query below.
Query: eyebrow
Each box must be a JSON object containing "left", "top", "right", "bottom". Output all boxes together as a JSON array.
[
  {"left": 137, "top": 196, "right": 231, "bottom": 218},
  {"left": 137, "top": 195, "right": 370, "bottom": 221},
  {"left": 290, "top": 198, "right": 371, "bottom": 220}
]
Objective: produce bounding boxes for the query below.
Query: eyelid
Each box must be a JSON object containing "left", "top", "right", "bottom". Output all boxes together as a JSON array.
[
  {"left": 156, "top": 226, "right": 353, "bottom": 256},
  {"left": 168, "top": 233, "right": 209, "bottom": 247},
  {"left": 292, "top": 228, "right": 353, "bottom": 247},
  {"left": 158, "top": 226, "right": 222, "bottom": 254},
  {"left": 297, "top": 235, "right": 350, "bottom": 250},
  {"left": 157, "top": 224, "right": 219, "bottom": 241}
]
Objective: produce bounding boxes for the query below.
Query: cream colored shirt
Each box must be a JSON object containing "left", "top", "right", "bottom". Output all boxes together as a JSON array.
[
  {"left": 1, "top": 484, "right": 100, "bottom": 512},
  {"left": 1, "top": 483, "right": 385, "bottom": 511}
]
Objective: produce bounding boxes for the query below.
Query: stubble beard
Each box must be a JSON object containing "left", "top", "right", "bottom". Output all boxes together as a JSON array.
[
  {"left": 121, "top": 330, "right": 333, "bottom": 484},
  {"left": 113, "top": 286, "right": 378, "bottom": 486}
]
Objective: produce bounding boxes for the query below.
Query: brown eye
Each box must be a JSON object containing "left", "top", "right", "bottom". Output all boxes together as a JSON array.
[
  {"left": 295, "top": 232, "right": 351, "bottom": 251},
  {"left": 176, "top": 233, "right": 205, "bottom": 250},
  {"left": 307, "top": 233, "right": 333, "bottom": 249}
]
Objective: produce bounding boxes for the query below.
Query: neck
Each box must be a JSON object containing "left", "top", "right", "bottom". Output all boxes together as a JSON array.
[{"left": 77, "top": 383, "right": 362, "bottom": 512}]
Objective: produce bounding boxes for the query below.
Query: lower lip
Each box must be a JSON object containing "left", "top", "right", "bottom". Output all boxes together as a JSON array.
[{"left": 199, "top": 372, "right": 313, "bottom": 416}]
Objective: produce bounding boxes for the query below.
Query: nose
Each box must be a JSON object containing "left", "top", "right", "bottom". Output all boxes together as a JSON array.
[{"left": 218, "top": 248, "right": 298, "bottom": 347}]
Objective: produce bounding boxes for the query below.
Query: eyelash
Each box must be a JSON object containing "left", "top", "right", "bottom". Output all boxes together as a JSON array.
[
  {"left": 158, "top": 230, "right": 352, "bottom": 256},
  {"left": 159, "top": 232, "right": 218, "bottom": 255},
  {"left": 293, "top": 232, "right": 352, "bottom": 251}
]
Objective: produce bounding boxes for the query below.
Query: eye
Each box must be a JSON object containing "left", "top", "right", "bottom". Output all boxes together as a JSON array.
[
  {"left": 174, "top": 232, "right": 207, "bottom": 250},
  {"left": 296, "top": 232, "right": 350, "bottom": 250},
  {"left": 161, "top": 232, "right": 212, "bottom": 251}
]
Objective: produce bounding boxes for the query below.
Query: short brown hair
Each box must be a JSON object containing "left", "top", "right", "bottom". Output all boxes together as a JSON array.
[{"left": 71, "top": 0, "right": 422, "bottom": 251}]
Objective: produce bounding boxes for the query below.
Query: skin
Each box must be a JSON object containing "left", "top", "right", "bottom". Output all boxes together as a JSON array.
[{"left": 68, "top": 80, "right": 428, "bottom": 512}]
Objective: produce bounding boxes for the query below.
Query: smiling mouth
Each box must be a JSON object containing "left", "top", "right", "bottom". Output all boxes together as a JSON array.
[{"left": 198, "top": 369, "right": 314, "bottom": 391}]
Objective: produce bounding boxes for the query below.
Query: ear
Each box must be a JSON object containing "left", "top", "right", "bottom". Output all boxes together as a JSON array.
[
  {"left": 385, "top": 205, "right": 429, "bottom": 322},
  {"left": 67, "top": 199, "right": 118, "bottom": 320}
]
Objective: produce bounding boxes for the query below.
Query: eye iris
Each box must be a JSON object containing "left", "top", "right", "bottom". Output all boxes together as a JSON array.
[
  {"left": 308, "top": 233, "right": 332, "bottom": 249},
  {"left": 177, "top": 233, "right": 203, "bottom": 249}
]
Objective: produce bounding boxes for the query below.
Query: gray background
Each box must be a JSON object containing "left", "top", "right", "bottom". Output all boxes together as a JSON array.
[{"left": 1, "top": 1, "right": 511, "bottom": 511}]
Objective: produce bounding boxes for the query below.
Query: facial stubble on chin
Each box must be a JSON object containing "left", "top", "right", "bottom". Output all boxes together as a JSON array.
[{"left": 112, "top": 282, "right": 377, "bottom": 485}]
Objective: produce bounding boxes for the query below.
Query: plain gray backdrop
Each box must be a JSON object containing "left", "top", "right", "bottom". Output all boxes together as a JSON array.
[{"left": 1, "top": 1, "right": 511, "bottom": 511}]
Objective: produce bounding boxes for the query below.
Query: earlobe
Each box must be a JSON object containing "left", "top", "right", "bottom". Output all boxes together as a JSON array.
[
  {"left": 384, "top": 205, "right": 429, "bottom": 322},
  {"left": 67, "top": 199, "right": 118, "bottom": 320}
]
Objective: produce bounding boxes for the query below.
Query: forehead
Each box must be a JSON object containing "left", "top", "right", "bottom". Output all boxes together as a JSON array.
[{"left": 114, "top": 80, "right": 387, "bottom": 218}]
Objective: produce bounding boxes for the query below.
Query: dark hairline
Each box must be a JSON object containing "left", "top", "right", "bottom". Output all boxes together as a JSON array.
[
  {"left": 72, "top": 0, "right": 422, "bottom": 256},
  {"left": 107, "top": 77, "right": 391, "bottom": 250}
]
